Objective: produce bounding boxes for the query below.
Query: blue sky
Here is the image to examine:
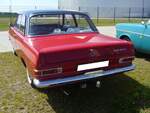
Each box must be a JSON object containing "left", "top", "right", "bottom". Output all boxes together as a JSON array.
[{"left": 0, "top": 0, "right": 58, "bottom": 12}]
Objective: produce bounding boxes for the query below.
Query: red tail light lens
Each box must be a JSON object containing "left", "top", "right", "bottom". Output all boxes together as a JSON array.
[{"left": 119, "top": 56, "right": 134, "bottom": 64}]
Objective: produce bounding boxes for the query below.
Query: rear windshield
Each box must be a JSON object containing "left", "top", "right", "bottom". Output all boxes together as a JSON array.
[{"left": 28, "top": 13, "right": 96, "bottom": 36}]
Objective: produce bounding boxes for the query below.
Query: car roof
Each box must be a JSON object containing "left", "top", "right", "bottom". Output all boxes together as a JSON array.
[{"left": 18, "top": 10, "right": 88, "bottom": 17}]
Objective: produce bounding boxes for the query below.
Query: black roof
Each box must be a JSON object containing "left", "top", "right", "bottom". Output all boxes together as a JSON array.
[{"left": 18, "top": 10, "right": 88, "bottom": 17}]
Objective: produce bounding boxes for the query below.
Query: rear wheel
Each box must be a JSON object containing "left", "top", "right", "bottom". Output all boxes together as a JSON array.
[
  {"left": 121, "top": 36, "right": 131, "bottom": 42},
  {"left": 121, "top": 36, "right": 137, "bottom": 53}
]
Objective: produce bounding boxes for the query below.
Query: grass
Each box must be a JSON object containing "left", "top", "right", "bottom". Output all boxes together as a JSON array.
[
  {"left": 0, "top": 17, "right": 16, "bottom": 31},
  {"left": 0, "top": 18, "right": 10, "bottom": 31},
  {"left": 92, "top": 18, "right": 144, "bottom": 26},
  {"left": 0, "top": 52, "right": 150, "bottom": 113},
  {"left": 0, "top": 17, "right": 146, "bottom": 31}
]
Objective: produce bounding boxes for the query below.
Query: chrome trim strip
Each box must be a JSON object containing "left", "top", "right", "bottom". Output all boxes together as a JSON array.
[
  {"left": 34, "top": 67, "right": 62, "bottom": 73},
  {"left": 33, "top": 64, "right": 135, "bottom": 88},
  {"left": 117, "top": 29, "right": 150, "bottom": 37}
]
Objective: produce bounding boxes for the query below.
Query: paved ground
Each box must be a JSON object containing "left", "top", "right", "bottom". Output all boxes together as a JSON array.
[
  {"left": 0, "top": 31, "right": 13, "bottom": 53},
  {"left": 97, "top": 26, "right": 116, "bottom": 37},
  {"left": 0, "top": 26, "right": 116, "bottom": 53}
]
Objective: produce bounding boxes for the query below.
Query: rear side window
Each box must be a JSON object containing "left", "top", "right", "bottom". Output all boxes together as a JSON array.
[
  {"left": 16, "top": 15, "right": 22, "bottom": 29},
  {"left": 15, "top": 14, "right": 25, "bottom": 35},
  {"left": 75, "top": 15, "right": 91, "bottom": 29},
  {"left": 64, "top": 14, "right": 76, "bottom": 27},
  {"left": 20, "top": 15, "right": 25, "bottom": 33}
]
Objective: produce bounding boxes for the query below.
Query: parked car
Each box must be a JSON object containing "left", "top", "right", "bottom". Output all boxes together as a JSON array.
[
  {"left": 116, "top": 20, "right": 150, "bottom": 54},
  {"left": 9, "top": 10, "right": 135, "bottom": 88}
]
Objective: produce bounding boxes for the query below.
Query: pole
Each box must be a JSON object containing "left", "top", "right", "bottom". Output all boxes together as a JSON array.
[
  {"left": 9, "top": 0, "right": 12, "bottom": 26},
  {"left": 129, "top": 8, "right": 131, "bottom": 22},
  {"left": 58, "top": 0, "right": 60, "bottom": 9},
  {"left": 78, "top": 6, "right": 80, "bottom": 11},
  {"left": 97, "top": 7, "right": 99, "bottom": 24},
  {"left": 142, "top": 0, "right": 144, "bottom": 20},
  {"left": 114, "top": 7, "right": 116, "bottom": 24},
  {"left": 35, "top": 0, "right": 37, "bottom": 10}
]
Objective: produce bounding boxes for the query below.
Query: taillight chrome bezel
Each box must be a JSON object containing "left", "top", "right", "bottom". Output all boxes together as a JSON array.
[
  {"left": 119, "top": 56, "right": 135, "bottom": 64},
  {"left": 34, "top": 67, "right": 63, "bottom": 76}
]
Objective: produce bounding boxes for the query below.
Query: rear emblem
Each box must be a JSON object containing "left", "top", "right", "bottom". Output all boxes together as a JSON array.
[{"left": 89, "top": 49, "right": 98, "bottom": 57}]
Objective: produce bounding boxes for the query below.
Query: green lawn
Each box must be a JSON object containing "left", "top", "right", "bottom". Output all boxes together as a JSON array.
[
  {"left": 0, "top": 18, "right": 9, "bottom": 31},
  {"left": 0, "top": 52, "right": 150, "bottom": 113},
  {"left": 92, "top": 18, "right": 144, "bottom": 26},
  {"left": 0, "top": 17, "right": 15, "bottom": 31}
]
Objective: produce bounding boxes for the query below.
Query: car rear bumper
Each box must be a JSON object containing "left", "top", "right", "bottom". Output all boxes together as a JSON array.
[{"left": 33, "top": 64, "right": 135, "bottom": 88}]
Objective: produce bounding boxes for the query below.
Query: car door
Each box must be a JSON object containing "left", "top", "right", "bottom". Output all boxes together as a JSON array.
[
  {"left": 9, "top": 14, "right": 22, "bottom": 51},
  {"left": 14, "top": 14, "right": 26, "bottom": 55},
  {"left": 141, "top": 22, "right": 150, "bottom": 54}
]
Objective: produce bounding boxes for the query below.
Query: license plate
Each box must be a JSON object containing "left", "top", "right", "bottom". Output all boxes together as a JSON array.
[{"left": 77, "top": 61, "right": 109, "bottom": 71}]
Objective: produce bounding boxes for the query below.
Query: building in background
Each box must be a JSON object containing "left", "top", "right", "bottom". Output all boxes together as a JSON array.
[{"left": 58, "top": 0, "right": 150, "bottom": 18}]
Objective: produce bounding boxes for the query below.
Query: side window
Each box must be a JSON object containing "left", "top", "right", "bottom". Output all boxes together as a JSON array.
[
  {"left": 20, "top": 15, "right": 25, "bottom": 34},
  {"left": 75, "top": 15, "right": 90, "bottom": 29},
  {"left": 16, "top": 15, "right": 22, "bottom": 29},
  {"left": 15, "top": 14, "right": 25, "bottom": 34},
  {"left": 64, "top": 14, "right": 75, "bottom": 27}
]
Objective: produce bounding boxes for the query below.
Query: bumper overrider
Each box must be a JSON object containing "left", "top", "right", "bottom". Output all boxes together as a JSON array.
[{"left": 33, "top": 64, "right": 135, "bottom": 88}]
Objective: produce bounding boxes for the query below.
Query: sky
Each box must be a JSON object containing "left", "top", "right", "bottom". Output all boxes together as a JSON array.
[{"left": 0, "top": 0, "right": 58, "bottom": 12}]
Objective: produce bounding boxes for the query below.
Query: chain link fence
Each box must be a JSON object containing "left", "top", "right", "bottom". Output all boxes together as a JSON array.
[{"left": 79, "top": 7, "right": 150, "bottom": 25}]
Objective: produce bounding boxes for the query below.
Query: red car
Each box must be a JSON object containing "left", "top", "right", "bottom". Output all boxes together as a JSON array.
[{"left": 9, "top": 10, "right": 135, "bottom": 88}]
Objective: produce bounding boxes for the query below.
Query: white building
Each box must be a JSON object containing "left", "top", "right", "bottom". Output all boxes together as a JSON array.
[{"left": 58, "top": 0, "right": 150, "bottom": 18}]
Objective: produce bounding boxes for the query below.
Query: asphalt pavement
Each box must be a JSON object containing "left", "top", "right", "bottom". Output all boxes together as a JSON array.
[{"left": 0, "top": 31, "right": 13, "bottom": 53}]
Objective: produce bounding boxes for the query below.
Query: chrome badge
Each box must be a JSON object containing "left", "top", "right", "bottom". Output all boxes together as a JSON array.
[
  {"left": 113, "top": 48, "right": 127, "bottom": 52},
  {"left": 89, "top": 49, "right": 99, "bottom": 57}
]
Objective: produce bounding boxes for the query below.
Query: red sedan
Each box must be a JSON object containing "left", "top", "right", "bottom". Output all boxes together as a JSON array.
[{"left": 9, "top": 10, "right": 135, "bottom": 88}]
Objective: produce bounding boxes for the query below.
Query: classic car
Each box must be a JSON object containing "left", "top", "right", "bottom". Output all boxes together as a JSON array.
[
  {"left": 116, "top": 20, "right": 150, "bottom": 54},
  {"left": 9, "top": 10, "right": 135, "bottom": 88}
]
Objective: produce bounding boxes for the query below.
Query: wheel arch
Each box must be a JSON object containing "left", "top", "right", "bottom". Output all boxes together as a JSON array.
[
  {"left": 120, "top": 34, "right": 131, "bottom": 40},
  {"left": 20, "top": 58, "right": 27, "bottom": 67}
]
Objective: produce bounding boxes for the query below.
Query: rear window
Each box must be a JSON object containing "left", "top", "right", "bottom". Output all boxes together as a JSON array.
[
  {"left": 30, "top": 15, "right": 63, "bottom": 25},
  {"left": 28, "top": 13, "right": 96, "bottom": 36}
]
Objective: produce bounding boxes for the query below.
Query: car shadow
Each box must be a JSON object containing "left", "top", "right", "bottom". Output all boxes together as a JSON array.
[
  {"left": 38, "top": 74, "right": 150, "bottom": 113},
  {"left": 135, "top": 52, "right": 150, "bottom": 61}
]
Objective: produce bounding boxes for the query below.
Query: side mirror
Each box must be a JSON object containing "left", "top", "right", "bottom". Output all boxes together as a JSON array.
[
  {"left": 9, "top": 23, "right": 14, "bottom": 27},
  {"left": 141, "top": 21, "right": 147, "bottom": 28},
  {"left": 141, "top": 21, "right": 145, "bottom": 25}
]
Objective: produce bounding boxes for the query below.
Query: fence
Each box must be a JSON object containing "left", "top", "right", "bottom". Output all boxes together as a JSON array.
[
  {"left": 78, "top": 7, "right": 150, "bottom": 25},
  {"left": 0, "top": 5, "right": 150, "bottom": 26}
]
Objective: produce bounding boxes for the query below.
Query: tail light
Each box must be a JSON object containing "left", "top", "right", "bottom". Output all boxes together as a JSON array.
[
  {"left": 119, "top": 56, "right": 134, "bottom": 64},
  {"left": 34, "top": 67, "right": 63, "bottom": 76}
]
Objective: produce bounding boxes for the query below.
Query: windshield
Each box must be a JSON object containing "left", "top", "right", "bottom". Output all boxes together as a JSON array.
[{"left": 28, "top": 13, "right": 96, "bottom": 36}]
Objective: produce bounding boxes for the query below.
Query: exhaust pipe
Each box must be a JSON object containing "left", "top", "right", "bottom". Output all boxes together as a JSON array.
[
  {"left": 96, "top": 81, "right": 101, "bottom": 88},
  {"left": 80, "top": 83, "right": 87, "bottom": 88}
]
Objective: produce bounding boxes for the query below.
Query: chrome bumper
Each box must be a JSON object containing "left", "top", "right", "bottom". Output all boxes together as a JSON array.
[{"left": 33, "top": 64, "right": 135, "bottom": 88}]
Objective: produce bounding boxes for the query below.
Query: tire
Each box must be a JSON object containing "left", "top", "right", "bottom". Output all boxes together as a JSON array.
[
  {"left": 26, "top": 68, "right": 36, "bottom": 88},
  {"left": 121, "top": 36, "right": 137, "bottom": 53},
  {"left": 121, "top": 36, "right": 131, "bottom": 42}
]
